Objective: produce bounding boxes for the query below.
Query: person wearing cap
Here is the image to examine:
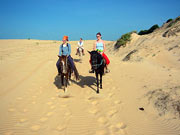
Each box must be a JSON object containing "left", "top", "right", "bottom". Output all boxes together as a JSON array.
[
  {"left": 56, "top": 36, "right": 75, "bottom": 75},
  {"left": 89, "top": 32, "right": 110, "bottom": 73}
]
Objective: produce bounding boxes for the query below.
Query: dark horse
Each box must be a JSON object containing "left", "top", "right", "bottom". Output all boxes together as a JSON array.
[
  {"left": 88, "top": 51, "right": 105, "bottom": 94},
  {"left": 58, "top": 55, "right": 79, "bottom": 92}
]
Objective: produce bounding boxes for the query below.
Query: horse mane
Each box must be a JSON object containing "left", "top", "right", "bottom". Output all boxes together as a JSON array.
[
  {"left": 59, "top": 55, "right": 79, "bottom": 81},
  {"left": 90, "top": 51, "right": 104, "bottom": 72},
  {"left": 91, "top": 51, "right": 103, "bottom": 64}
]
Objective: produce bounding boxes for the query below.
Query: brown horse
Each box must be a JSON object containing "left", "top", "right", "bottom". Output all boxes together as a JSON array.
[{"left": 58, "top": 55, "right": 79, "bottom": 92}]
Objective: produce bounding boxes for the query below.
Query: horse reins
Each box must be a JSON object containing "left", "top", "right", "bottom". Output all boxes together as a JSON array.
[{"left": 91, "top": 59, "right": 103, "bottom": 68}]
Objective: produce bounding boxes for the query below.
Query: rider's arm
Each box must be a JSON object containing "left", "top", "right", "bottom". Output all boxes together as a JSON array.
[
  {"left": 59, "top": 45, "right": 62, "bottom": 56},
  {"left": 68, "top": 44, "right": 71, "bottom": 56},
  {"left": 93, "top": 42, "right": 96, "bottom": 50},
  {"left": 78, "top": 41, "right": 80, "bottom": 47},
  {"left": 103, "top": 41, "right": 106, "bottom": 53}
]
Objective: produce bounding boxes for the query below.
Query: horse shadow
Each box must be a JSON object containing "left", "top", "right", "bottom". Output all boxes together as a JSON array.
[
  {"left": 73, "top": 58, "right": 81, "bottom": 63},
  {"left": 53, "top": 75, "right": 62, "bottom": 89},
  {"left": 54, "top": 75, "right": 97, "bottom": 92},
  {"left": 71, "top": 75, "right": 97, "bottom": 92}
]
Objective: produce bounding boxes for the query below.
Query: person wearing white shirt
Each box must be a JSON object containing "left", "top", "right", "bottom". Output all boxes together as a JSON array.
[{"left": 76, "top": 38, "right": 85, "bottom": 55}]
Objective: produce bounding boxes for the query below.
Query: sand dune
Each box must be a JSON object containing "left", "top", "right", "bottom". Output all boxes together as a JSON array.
[{"left": 0, "top": 26, "right": 180, "bottom": 135}]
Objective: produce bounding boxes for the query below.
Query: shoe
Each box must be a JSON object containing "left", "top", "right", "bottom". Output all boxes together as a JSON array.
[
  {"left": 105, "top": 69, "right": 110, "bottom": 73},
  {"left": 89, "top": 69, "right": 94, "bottom": 73}
]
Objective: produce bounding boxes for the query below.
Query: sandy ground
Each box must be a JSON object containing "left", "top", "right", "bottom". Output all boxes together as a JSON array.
[{"left": 0, "top": 39, "right": 180, "bottom": 135}]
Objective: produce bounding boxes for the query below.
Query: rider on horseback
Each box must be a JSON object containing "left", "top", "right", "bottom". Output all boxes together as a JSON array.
[
  {"left": 56, "top": 36, "right": 76, "bottom": 76},
  {"left": 76, "top": 38, "right": 85, "bottom": 55},
  {"left": 89, "top": 32, "right": 110, "bottom": 73}
]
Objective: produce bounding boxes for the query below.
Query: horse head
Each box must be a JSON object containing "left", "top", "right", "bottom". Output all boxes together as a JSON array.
[
  {"left": 88, "top": 51, "right": 103, "bottom": 70},
  {"left": 58, "top": 55, "right": 68, "bottom": 74}
]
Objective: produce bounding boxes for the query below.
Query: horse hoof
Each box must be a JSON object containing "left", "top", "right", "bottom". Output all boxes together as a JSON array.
[
  {"left": 68, "top": 81, "right": 71, "bottom": 85},
  {"left": 97, "top": 91, "right": 99, "bottom": 94},
  {"left": 64, "top": 87, "right": 67, "bottom": 92}
]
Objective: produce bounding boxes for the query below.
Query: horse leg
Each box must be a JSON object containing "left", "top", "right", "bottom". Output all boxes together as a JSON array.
[
  {"left": 61, "top": 74, "right": 64, "bottom": 88},
  {"left": 64, "top": 74, "right": 68, "bottom": 92},
  {"left": 68, "top": 69, "right": 71, "bottom": 85},
  {"left": 96, "top": 72, "right": 99, "bottom": 94},
  {"left": 100, "top": 73, "right": 102, "bottom": 89}
]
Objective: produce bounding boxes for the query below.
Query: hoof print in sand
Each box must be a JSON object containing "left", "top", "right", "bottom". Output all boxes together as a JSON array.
[
  {"left": 16, "top": 97, "right": 23, "bottom": 100},
  {"left": 40, "top": 117, "right": 48, "bottom": 122},
  {"left": 47, "top": 101, "right": 53, "bottom": 105},
  {"left": 56, "top": 125, "right": 66, "bottom": 131},
  {"left": 107, "top": 110, "right": 118, "bottom": 117},
  {"left": 8, "top": 108, "right": 15, "bottom": 112},
  {"left": 46, "top": 112, "right": 53, "bottom": 116},
  {"left": 109, "top": 125, "right": 120, "bottom": 132},
  {"left": 96, "top": 130, "right": 108, "bottom": 135},
  {"left": 116, "top": 122, "right": 127, "bottom": 129},
  {"left": 114, "top": 100, "right": 122, "bottom": 104},
  {"left": 89, "top": 108, "right": 98, "bottom": 114},
  {"left": 4, "top": 131, "right": 14, "bottom": 135},
  {"left": 30, "top": 125, "right": 40, "bottom": 131},
  {"left": 19, "top": 118, "right": 28, "bottom": 123},
  {"left": 22, "top": 109, "right": 28, "bottom": 113},
  {"left": 91, "top": 100, "right": 99, "bottom": 105},
  {"left": 97, "top": 117, "right": 108, "bottom": 125},
  {"left": 50, "top": 105, "right": 55, "bottom": 109}
]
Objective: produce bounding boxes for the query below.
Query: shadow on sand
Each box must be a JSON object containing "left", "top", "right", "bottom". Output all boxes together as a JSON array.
[
  {"left": 53, "top": 75, "right": 97, "bottom": 92},
  {"left": 53, "top": 75, "right": 62, "bottom": 89},
  {"left": 71, "top": 75, "right": 97, "bottom": 92},
  {"left": 73, "top": 58, "right": 81, "bottom": 62}
]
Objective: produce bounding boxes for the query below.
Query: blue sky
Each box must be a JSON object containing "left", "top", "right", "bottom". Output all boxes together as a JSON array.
[{"left": 0, "top": 0, "right": 180, "bottom": 41}]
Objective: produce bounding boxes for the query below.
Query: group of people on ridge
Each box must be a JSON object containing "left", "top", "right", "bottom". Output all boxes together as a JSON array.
[{"left": 56, "top": 32, "right": 110, "bottom": 75}]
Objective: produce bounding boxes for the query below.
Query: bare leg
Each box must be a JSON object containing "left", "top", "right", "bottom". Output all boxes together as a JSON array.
[{"left": 105, "top": 65, "right": 110, "bottom": 73}]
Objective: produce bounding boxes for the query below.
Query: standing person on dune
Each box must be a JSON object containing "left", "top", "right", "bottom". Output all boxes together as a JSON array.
[{"left": 89, "top": 32, "right": 110, "bottom": 73}]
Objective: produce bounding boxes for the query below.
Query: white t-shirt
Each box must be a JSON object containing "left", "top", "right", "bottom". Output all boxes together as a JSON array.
[{"left": 78, "top": 41, "right": 83, "bottom": 47}]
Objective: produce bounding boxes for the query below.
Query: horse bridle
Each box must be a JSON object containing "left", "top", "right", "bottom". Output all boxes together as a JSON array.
[
  {"left": 61, "top": 56, "right": 68, "bottom": 73},
  {"left": 91, "top": 59, "right": 103, "bottom": 68}
]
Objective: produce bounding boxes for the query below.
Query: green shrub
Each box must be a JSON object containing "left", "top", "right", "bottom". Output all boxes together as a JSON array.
[
  {"left": 166, "top": 18, "right": 173, "bottom": 23},
  {"left": 148, "top": 24, "right": 159, "bottom": 33},
  {"left": 131, "top": 30, "right": 137, "bottom": 33},
  {"left": 138, "top": 24, "right": 159, "bottom": 35},
  {"left": 138, "top": 30, "right": 149, "bottom": 35},
  {"left": 114, "top": 32, "right": 132, "bottom": 49},
  {"left": 167, "top": 17, "right": 180, "bottom": 28}
]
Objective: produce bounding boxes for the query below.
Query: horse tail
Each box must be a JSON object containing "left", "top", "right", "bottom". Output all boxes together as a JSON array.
[{"left": 73, "top": 63, "right": 80, "bottom": 80}]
